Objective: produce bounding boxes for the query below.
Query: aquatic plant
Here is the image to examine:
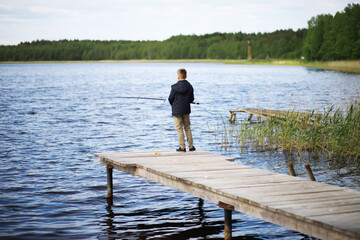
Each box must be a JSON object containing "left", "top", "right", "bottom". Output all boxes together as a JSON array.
[
  {"left": 226, "top": 59, "right": 360, "bottom": 74},
  {"left": 214, "top": 101, "right": 360, "bottom": 162}
]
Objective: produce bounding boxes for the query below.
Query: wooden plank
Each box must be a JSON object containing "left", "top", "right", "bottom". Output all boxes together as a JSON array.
[
  {"left": 94, "top": 150, "right": 360, "bottom": 240},
  {"left": 255, "top": 188, "right": 359, "bottom": 204},
  {"left": 172, "top": 169, "right": 275, "bottom": 179},
  {"left": 179, "top": 175, "right": 308, "bottom": 191},
  {"left": 95, "top": 150, "right": 233, "bottom": 166},
  {"left": 264, "top": 194, "right": 360, "bottom": 207},
  {"left": 269, "top": 195, "right": 360, "bottom": 210},
  {"left": 220, "top": 182, "right": 348, "bottom": 198},
  {"left": 148, "top": 162, "right": 250, "bottom": 174},
  {"left": 288, "top": 204, "right": 360, "bottom": 218},
  {"left": 230, "top": 108, "right": 323, "bottom": 118},
  {"left": 229, "top": 108, "right": 325, "bottom": 124},
  {"left": 95, "top": 150, "right": 226, "bottom": 159},
  {"left": 182, "top": 172, "right": 305, "bottom": 182},
  {"left": 310, "top": 212, "right": 360, "bottom": 232}
]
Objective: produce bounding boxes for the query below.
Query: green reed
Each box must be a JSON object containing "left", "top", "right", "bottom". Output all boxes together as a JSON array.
[{"left": 214, "top": 101, "right": 360, "bottom": 162}]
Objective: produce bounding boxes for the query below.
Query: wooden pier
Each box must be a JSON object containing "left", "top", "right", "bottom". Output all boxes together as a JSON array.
[
  {"left": 94, "top": 150, "right": 360, "bottom": 240},
  {"left": 229, "top": 108, "right": 324, "bottom": 124}
]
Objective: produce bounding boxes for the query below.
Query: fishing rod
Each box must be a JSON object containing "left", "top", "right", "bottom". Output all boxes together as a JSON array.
[{"left": 118, "top": 96, "right": 200, "bottom": 105}]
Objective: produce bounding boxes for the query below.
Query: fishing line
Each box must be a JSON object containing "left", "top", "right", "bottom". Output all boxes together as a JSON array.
[{"left": 117, "top": 96, "right": 200, "bottom": 105}]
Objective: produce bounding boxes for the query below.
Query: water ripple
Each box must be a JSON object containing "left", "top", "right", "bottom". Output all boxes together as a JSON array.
[{"left": 0, "top": 63, "right": 359, "bottom": 239}]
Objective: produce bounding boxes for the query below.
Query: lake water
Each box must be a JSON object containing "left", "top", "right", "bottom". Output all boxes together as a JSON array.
[{"left": 0, "top": 63, "right": 359, "bottom": 239}]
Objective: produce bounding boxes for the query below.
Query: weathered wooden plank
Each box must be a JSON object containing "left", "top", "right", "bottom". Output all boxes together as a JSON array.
[
  {"left": 149, "top": 163, "right": 250, "bottom": 174},
  {"left": 181, "top": 172, "right": 306, "bottom": 183},
  {"left": 172, "top": 168, "right": 274, "bottom": 178},
  {"left": 176, "top": 174, "right": 308, "bottom": 193},
  {"left": 230, "top": 108, "right": 323, "bottom": 118},
  {"left": 95, "top": 150, "right": 229, "bottom": 160},
  {"left": 288, "top": 205, "right": 360, "bottom": 219},
  {"left": 255, "top": 189, "right": 359, "bottom": 205},
  {"left": 229, "top": 108, "right": 325, "bottom": 124},
  {"left": 220, "top": 181, "right": 347, "bottom": 196},
  {"left": 310, "top": 212, "right": 360, "bottom": 233},
  {"left": 266, "top": 194, "right": 360, "bottom": 208},
  {"left": 95, "top": 151, "right": 234, "bottom": 169},
  {"left": 269, "top": 196, "right": 360, "bottom": 210}
]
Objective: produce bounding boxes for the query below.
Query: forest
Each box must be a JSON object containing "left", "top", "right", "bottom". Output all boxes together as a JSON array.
[{"left": 0, "top": 3, "right": 359, "bottom": 62}]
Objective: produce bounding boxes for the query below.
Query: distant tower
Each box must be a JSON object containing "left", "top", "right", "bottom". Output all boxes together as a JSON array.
[{"left": 247, "top": 41, "right": 252, "bottom": 60}]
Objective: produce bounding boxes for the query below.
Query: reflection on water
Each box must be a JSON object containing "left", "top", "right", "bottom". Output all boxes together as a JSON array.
[
  {"left": 103, "top": 198, "right": 227, "bottom": 239},
  {"left": 0, "top": 63, "right": 359, "bottom": 239}
]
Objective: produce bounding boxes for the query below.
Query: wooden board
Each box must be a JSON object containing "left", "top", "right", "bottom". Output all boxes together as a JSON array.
[
  {"left": 230, "top": 108, "right": 323, "bottom": 118},
  {"left": 94, "top": 150, "right": 360, "bottom": 240},
  {"left": 229, "top": 108, "right": 326, "bottom": 124}
]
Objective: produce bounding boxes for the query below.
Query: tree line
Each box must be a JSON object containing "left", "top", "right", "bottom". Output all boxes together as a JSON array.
[
  {"left": 0, "top": 4, "right": 358, "bottom": 61},
  {"left": 0, "top": 30, "right": 306, "bottom": 61},
  {"left": 303, "top": 3, "right": 360, "bottom": 60}
]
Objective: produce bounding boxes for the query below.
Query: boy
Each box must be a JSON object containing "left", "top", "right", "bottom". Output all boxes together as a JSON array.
[{"left": 168, "top": 68, "right": 196, "bottom": 152}]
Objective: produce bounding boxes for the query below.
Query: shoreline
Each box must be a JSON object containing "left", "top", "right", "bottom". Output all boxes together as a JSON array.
[{"left": 1, "top": 59, "right": 359, "bottom": 73}]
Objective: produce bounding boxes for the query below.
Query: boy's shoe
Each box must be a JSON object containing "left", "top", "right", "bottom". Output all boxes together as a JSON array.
[
  {"left": 189, "top": 146, "right": 196, "bottom": 151},
  {"left": 176, "top": 147, "right": 186, "bottom": 152}
]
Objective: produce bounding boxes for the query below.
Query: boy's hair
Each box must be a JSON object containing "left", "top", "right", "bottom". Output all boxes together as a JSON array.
[{"left": 177, "top": 68, "right": 187, "bottom": 79}]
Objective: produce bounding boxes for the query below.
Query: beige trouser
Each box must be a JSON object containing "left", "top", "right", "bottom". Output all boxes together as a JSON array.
[{"left": 173, "top": 114, "right": 193, "bottom": 149}]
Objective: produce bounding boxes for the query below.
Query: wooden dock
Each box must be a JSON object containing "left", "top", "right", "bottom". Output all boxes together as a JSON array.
[
  {"left": 229, "top": 108, "right": 324, "bottom": 124},
  {"left": 94, "top": 150, "right": 360, "bottom": 240}
]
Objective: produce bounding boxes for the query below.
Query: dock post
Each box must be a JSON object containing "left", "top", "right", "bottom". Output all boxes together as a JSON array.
[
  {"left": 287, "top": 163, "right": 296, "bottom": 176},
  {"left": 107, "top": 164, "right": 113, "bottom": 205},
  {"left": 224, "top": 209, "right": 232, "bottom": 240},
  {"left": 229, "top": 112, "right": 236, "bottom": 122},
  {"left": 218, "top": 201, "right": 234, "bottom": 240},
  {"left": 305, "top": 164, "right": 316, "bottom": 181}
]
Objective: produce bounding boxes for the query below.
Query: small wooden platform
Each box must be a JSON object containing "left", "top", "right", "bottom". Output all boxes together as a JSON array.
[
  {"left": 94, "top": 150, "right": 360, "bottom": 240},
  {"left": 229, "top": 108, "right": 323, "bottom": 123}
]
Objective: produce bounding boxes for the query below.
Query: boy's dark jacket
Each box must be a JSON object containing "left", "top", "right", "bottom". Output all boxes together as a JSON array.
[{"left": 168, "top": 80, "right": 194, "bottom": 116}]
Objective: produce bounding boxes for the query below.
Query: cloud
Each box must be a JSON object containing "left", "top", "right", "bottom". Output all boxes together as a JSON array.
[
  {"left": 0, "top": 3, "right": 12, "bottom": 11},
  {"left": 0, "top": 0, "right": 355, "bottom": 44},
  {"left": 28, "top": 6, "right": 80, "bottom": 17}
]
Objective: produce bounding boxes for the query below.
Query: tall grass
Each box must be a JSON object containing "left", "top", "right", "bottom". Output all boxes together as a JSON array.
[{"left": 214, "top": 101, "right": 360, "bottom": 162}]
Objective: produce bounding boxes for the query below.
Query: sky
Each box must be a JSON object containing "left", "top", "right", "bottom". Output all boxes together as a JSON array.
[{"left": 0, "top": 0, "right": 358, "bottom": 45}]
